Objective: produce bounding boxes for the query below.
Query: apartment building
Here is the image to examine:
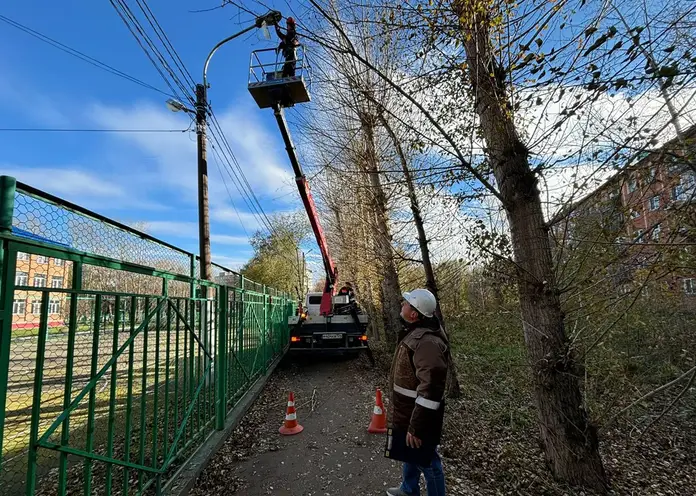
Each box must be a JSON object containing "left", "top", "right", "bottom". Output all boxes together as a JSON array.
[
  {"left": 559, "top": 125, "right": 696, "bottom": 302},
  {"left": 12, "top": 252, "right": 70, "bottom": 329}
]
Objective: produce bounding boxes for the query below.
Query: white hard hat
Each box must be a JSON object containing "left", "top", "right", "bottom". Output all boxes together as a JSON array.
[{"left": 403, "top": 289, "right": 437, "bottom": 318}]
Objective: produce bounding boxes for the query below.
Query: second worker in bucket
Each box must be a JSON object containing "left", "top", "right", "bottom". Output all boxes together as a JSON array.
[{"left": 386, "top": 289, "right": 449, "bottom": 496}]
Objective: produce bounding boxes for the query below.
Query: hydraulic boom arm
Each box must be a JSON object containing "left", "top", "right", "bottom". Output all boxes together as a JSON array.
[{"left": 272, "top": 104, "right": 337, "bottom": 315}]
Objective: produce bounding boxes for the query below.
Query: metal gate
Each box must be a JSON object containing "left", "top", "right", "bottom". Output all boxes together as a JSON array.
[{"left": 0, "top": 176, "right": 294, "bottom": 495}]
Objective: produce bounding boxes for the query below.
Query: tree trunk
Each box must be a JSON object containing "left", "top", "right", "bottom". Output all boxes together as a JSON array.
[
  {"left": 378, "top": 110, "right": 462, "bottom": 396},
  {"left": 355, "top": 170, "right": 387, "bottom": 343},
  {"left": 360, "top": 111, "right": 401, "bottom": 348},
  {"left": 458, "top": 5, "right": 607, "bottom": 491}
]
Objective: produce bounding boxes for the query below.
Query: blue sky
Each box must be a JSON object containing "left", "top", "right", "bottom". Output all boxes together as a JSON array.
[{"left": 0, "top": 0, "right": 307, "bottom": 270}]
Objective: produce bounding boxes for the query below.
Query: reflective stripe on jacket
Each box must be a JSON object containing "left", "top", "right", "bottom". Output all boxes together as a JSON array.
[{"left": 388, "top": 326, "right": 449, "bottom": 444}]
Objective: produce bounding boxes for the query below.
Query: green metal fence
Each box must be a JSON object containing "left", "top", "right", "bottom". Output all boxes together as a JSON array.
[{"left": 0, "top": 176, "right": 294, "bottom": 495}]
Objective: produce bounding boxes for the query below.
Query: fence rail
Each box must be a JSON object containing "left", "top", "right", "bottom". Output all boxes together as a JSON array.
[{"left": 0, "top": 176, "right": 294, "bottom": 495}]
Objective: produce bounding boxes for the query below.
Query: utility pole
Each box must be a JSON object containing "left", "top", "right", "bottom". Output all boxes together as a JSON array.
[
  {"left": 196, "top": 83, "right": 212, "bottom": 281},
  {"left": 165, "top": 10, "right": 282, "bottom": 281}
]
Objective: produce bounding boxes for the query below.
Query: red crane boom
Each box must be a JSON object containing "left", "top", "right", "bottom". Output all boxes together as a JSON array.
[{"left": 272, "top": 104, "right": 337, "bottom": 316}]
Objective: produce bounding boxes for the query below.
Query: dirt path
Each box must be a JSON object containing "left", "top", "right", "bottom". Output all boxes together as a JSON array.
[{"left": 190, "top": 353, "right": 402, "bottom": 496}]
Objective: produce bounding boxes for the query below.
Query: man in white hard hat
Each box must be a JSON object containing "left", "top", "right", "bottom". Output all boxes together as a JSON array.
[{"left": 387, "top": 288, "right": 449, "bottom": 496}]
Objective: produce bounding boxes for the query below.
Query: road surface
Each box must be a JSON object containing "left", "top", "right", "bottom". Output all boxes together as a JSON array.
[{"left": 190, "top": 352, "right": 409, "bottom": 495}]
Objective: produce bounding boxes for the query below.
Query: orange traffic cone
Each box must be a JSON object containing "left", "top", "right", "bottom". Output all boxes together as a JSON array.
[
  {"left": 368, "top": 388, "right": 387, "bottom": 434},
  {"left": 279, "top": 392, "right": 304, "bottom": 436}
]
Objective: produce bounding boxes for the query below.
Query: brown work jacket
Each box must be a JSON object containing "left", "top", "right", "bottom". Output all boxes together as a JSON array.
[{"left": 388, "top": 324, "right": 449, "bottom": 445}]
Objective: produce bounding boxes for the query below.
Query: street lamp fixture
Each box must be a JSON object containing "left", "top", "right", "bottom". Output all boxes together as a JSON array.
[{"left": 165, "top": 98, "right": 193, "bottom": 114}]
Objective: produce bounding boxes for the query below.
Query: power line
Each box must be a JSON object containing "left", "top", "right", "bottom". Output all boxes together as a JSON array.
[
  {"left": 0, "top": 127, "right": 187, "bottom": 133},
  {"left": 107, "top": 0, "right": 276, "bottom": 238},
  {"left": 206, "top": 109, "right": 277, "bottom": 234},
  {"left": 109, "top": 0, "right": 194, "bottom": 104},
  {"left": 0, "top": 14, "right": 173, "bottom": 98},
  {"left": 134, "top": 0, "right": 196, "bottom": 88},
  {"left": 206, "top": 121, "right": 275, "bottom": 235},
  {"left": 208, "top": 113, "right": 273, "bottom": 229},
  {"left": 209, "top": 143, "right": 251, "bottom": 239}
]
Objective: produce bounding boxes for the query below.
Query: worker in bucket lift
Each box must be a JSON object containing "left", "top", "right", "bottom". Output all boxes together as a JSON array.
[
  {"left": 275, "top": 16, "right": 299, "bottom": 77},
  {"left": 338, "top": 282, "right": 356, "bottom": 303},
  {"left": 387, "top": 289, "right": 449, "bottom": 496}
]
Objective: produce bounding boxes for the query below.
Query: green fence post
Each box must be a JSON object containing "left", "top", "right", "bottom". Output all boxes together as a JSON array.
[
  {"left": 25, "top": 292, "right": 50, "bottom": 496},
  {"left": 0, "top": 176, "right": 15, "bottom": 235},
  {"left": 58, "top": 261, "right": 82, "bottom": 496},
  {"left": 215, "top": 285, "right": 227, "bottom": 430},
  {"left": 263, "top": 285, "right": 269, "bottom": 369},
  {"left": 0, "top": 176, "right": 16, "bottom": 476},
  {"left": 122, "top": 295, "right": 137, "bottom": 495},
  {"left": 105, "top": 295, "right": 121, "bottom": 494},
  {"left": 163, "top": 280, "right": 172, "bottom": 467},
  {"left": 189, "top": 255, "right": 196, "bottom": 299},
  {"left": 238, "top": 276, "right": 245, "bottom": 373},
  {"left": 83, "top": 294, "right": 101, "bottom": 496}
]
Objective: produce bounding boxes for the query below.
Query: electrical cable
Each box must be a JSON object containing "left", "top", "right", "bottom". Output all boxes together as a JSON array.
[
  {"left": 0, "top": 127, "right": 187, "bottom": 133},
  {"left": 109, "top": 0, "right": 194, "bottom": 103},
  {"left": 0, "top": 13, "right": 174, "bottom": 97},
  {"left": 207, "top": 113, "right": 276, "bottom": 232}
]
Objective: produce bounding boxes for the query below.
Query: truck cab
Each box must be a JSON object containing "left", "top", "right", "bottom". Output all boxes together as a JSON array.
[{"left": 305, "top": 292, "right": 323, "bottom": 316}]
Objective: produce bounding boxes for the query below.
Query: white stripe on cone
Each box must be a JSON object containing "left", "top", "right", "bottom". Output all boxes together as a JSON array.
[
  {"left": 373, "top": 406, "right": 383, "bottom": 415},
  {"left": 287, "top": 401, "right": 295, "bottom": 407},
  {"left": 285, "top": 413, "right": 297, "bottom": 421}
]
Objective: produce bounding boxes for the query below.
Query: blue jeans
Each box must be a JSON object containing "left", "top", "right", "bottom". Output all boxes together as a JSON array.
[{"left": 400, "top": 451, "right": 446, "bottom": 496}]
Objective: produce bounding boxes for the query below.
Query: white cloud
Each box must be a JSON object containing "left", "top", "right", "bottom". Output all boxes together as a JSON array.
[
  {"left": 0, "top": 75, "right": 71, "bottom": 127},
  {"left": 145, "top": 220, "right": 199, "bottom": 237},
  {"left": 517, "top": 86, "right": 696, "bottom": 160},
  {"left": 86, "top": 100, "right": 295, "bottom": 211},
  {"left": 211, "top": 254, "right": 250, "bottom": 271},
  {"left": 6, "top": 167, "right": 122, "bottom": 197},
  {"left": 145, "top": 220, "right": 251, "bottom": 245},
  {"left": 211, "top": 207, "right": 264, "bottom": 231},
  {"left": 391, "top": 185, "right": 475, "bottom": 264},
  {"left": 87, "top": 101, "right": 201, "bottom": 202},
  {"left": 0, "top": 166, "right": 166, "bottom": 211},
  {"left": 211, "top": 234, "right": 251, "bottom": 245},
  {"left": 212, "top": 103, "right": 295, "bottom": 196}
]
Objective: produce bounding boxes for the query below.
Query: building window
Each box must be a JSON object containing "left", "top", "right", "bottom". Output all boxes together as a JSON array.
[
  {"left": 53, "top": 258, "right": 64, "bottom": 267},
  {"left": 684, "top": 278, "right": 696, "bottom": 295},
  {"left": 682, "top": 172, "right": 695, "bottom": 195},
  {"left": 49, "top": 300, "right": 61, "bottom": 314},
  {"left": 12, "top": 299, "right": 26, "bottom": 315},
  {"left": 17, "top": 252, "right": 30, "bottom": 261},
  {"left": 672, "top": 185, "right": 684, "bottom": 201},
  {"left": 33, "top": 274, "right": 47, "bottom": 287},
  {"left": 628, "top": 177, "right": 638, "bottom": 193},
  {"left": 36, "top": 256, "right": 48, "bottom": 264},
  {"left": 630, "top": 209, "right": 641, "bottom": 219},
  {"left": 671, "top": 173, "right": 695, "bottom": 202},
  {"left": 635, "top": 229, "right": 645, "bottom": 243},
  {"left": 649, "top": 196, "right": 660, "bottom": 211},
  {"left": 31, "top": 300, "right": 42, "bottom": 315},
  {"left": 651, "top": 224, "right": 661, "bottom": 241},
  {"left": 15, "top": 271, "right": 28, "bottom": 286},
  {"left": 51, "top": 277, "right": 64, "bottom": 289},
  {"left": 667, "top": 156, "right": 683, "bottom": 175},
  {"left": 648, "top": 167, "right": 657, "bottom": 183}
]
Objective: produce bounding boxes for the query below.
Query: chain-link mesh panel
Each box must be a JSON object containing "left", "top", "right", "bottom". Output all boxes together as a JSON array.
[
  {"left": 13, "top": 190, "right": 193, "bottom": 277},
  {"left": 244, "top": 279, "right": 264, "bottom": 293},
  {"left": 82, "top": 265, "right": 164, "bottom": 297},
  {"left": 212, "top": 264, "right": 240, "bottom": 288},
  {"left": 1, "top": 252, "right": 75, "bottom": 494}
]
